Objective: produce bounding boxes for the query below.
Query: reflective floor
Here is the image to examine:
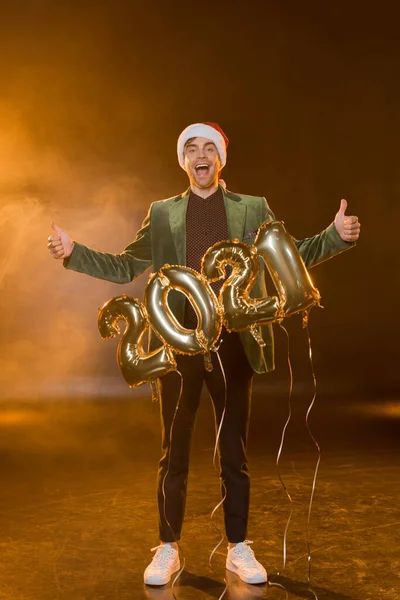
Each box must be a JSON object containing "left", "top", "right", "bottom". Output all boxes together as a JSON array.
[{"left": 0, "top": 390, "right": 398, "bottom": 599}]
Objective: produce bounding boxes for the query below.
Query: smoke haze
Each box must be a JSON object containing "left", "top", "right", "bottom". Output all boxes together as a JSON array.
[
  {"left": 0, "top": 1, "right": 399, "bottom": 399},
  {"left": 0, "top": 104, "right": 155, "bottom": 399}
]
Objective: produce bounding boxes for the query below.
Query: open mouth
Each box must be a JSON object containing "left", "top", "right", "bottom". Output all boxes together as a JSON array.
[{"left": 195, "top": 163, "right": 210, "bottom": 175}]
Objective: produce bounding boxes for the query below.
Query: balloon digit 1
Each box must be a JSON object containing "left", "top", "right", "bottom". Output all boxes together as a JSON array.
[
  {"left": 201, "top": 240, "right": 283, "bottom": 340},
  {"left": 98, "top": 295, "right": 176, "bottom": 398},
  {"left": 254, "top": 221, "right": 321, "bottom": 317},
  {"left": 144, "top": 264, "right": 223, "bottom": 356}
]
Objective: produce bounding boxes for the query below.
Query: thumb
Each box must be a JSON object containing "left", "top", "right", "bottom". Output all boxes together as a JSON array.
[
  {"left": 51, "top": 221, "right": 63, "bottom": 234},
  {"left": 338, "top": 198, "right": 347, "bottom": 215}
]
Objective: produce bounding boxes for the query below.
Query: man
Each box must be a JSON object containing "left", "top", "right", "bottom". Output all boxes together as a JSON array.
[{"left": 48, "top": 122, "right": 360, "bottom": 586}]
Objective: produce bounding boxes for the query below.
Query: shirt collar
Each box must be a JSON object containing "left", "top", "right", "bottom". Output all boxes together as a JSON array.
[{"left": 189, "top": 186, "right": 223, "bottom": 202}]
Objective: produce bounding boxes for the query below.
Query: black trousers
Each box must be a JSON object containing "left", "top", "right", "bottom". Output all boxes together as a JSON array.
[{"left": 156, "top": 330, "right": 254, "bottom": 543}]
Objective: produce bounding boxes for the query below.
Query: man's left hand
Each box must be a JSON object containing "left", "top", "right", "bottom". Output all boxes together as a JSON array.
[{"left": 334, "top": 199, "right": 361, "bottom": 242}]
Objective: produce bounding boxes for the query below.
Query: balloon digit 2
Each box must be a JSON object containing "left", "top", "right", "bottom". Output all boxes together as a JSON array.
[
  {"left": 202, "top": 239, "right": 282, "bottom": 331},
  {"left": 98, "top": 295, "right": 176, "bottom": 388}
]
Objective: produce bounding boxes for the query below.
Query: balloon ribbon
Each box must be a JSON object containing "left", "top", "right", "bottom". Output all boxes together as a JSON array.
[
  {"left": 208, "top": 350, "right": 229, "bottom": 600},
  {"left": 304, "top": 321, "right": 321, "bottom": 600},
  {"left": 273, "top": 318, "right": 321, "bottom": 600},
  {"left": 160, "top": 370, "right": 185, "bottom": 598},
  {"left": 275, "top": 324, "right": 294, "bottom": 591}
]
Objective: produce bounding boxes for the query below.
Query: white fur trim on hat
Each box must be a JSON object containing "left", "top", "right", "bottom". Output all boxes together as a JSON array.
[{"left": 177, "top": 123, "right": 227, "bottom": 169}]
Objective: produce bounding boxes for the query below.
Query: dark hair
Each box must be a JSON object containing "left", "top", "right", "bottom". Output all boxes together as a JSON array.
[{"left": 184, "top": 137, "right": 197, "bottom": 148}]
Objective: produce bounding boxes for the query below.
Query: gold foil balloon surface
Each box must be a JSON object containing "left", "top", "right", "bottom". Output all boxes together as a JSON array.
[
  {"left": 144, "top": 265, "right": 222, "bottom": 354},
  {"left": 202, "top": 239, "right": 282, "bottom": 331},
  {"left": 98, "top": 222, "right": 321, "bottom": 390},
  {"left": 254, "top": 221, "right": 321, "bottom": 316},
  {"left": 98, "top": 295, "right": 176, "bottom": 388}
]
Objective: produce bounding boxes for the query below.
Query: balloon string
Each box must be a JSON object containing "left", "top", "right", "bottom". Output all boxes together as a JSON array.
[
  {"left": 304, "top": 323, "right": 321, "bottom": 600},
  {"left": 160, "top": 369, "right": 186, "bottom": 597},
  {"left": 276, "top": 324, "right": 294, "bottom": 575},
  {"left": 261, "top": 333, "right": 289, "bottom": 598},
  {"left": 208, "top": 350, "right": 229, "bottom": 600},
  {"left": 268, "top": 581, "right": 289, "bottom": 598}
]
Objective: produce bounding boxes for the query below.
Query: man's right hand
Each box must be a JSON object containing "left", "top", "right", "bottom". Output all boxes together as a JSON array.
[{"left": 47, "top": 222, "right": 74, "bottom": 259}]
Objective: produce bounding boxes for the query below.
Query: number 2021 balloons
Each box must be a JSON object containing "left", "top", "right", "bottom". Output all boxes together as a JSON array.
[{"left": 98, "top": 220, "right": 321, "bottom": 393}]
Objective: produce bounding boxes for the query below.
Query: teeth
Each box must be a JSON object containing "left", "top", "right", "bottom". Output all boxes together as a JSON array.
[{"left": 196, "top": 164, "right": 209, "bottom": 170}]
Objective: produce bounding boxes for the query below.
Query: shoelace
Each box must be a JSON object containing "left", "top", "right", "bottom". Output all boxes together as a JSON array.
[
  {"left": 150, "top": 544, "right": 176, "bottom": 567},
  {"left": 232, "top": 540, "right": 259, "bottom": 567}
]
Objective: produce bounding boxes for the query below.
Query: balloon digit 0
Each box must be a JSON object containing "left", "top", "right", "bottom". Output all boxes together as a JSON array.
[{"left": 144, "top": 265, "right": 222, "bottom": 354}]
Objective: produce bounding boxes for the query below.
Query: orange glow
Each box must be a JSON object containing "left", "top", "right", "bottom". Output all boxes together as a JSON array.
[{"left": 348, "top": 401, "right": 400, "bottom": 419}]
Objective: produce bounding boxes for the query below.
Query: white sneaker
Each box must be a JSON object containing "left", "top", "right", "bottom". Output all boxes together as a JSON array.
[
  {"left": 144, "top": 543, "right": 181, "bottom": 586},
  {"left": 226, "top": 540, "right": 268, "bottom": 584}
]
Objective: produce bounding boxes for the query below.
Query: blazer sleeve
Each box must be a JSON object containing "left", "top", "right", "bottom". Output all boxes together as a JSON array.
[
  {"left": 63, "top": 205, "right": 153, "bottom": 283},
  {"left": 261, "top": 197, "right": 355, "bottom": 269}
]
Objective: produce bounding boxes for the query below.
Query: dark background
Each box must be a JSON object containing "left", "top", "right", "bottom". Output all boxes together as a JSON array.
[
  {"left": 0, "top": 0, "right": 399, "bottom": 402},
  {"left": 0, "top": 4, "right": 399, "bottom": 599}
]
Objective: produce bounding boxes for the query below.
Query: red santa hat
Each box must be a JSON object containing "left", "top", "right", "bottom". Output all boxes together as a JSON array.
[{"left": 177, "top": 122, "right": 229, "bottom": 170}]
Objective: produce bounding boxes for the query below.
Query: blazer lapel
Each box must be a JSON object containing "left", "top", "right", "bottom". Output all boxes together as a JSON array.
[
  {"left": 169, "top": 188, "right": 190, "bottom": 265},
  {"left": 223, "top": 188, "right": 247, "bottom": 241}
]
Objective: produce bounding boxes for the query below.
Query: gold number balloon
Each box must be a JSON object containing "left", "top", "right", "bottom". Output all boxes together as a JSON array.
[
  {"left": 98, "top": 295, "right": 177, "bottom": 395},
  {"left": 201, "top": 239, "right": 283, "bottom": 332},
  {"left": 98, "top": 223, "right": 320, "bottom": 391},
  {"left": 144, "top": 265, "right": 222, "bottom": 355},
  {"left": 254, "top": 221, "right": 321, "bottom": 316}
]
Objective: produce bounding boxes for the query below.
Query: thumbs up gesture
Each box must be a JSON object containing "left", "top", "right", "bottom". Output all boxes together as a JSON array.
[
  {"left": 334, "top": 199, "right": 361, "bottom": 242},
  {"left": 47, "top": 222, "right": 75, "bottom": 259}
]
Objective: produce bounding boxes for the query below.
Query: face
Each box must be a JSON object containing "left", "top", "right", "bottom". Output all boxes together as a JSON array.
[{"left": 183, "top": 137, "right": 222, "bottom": 189}]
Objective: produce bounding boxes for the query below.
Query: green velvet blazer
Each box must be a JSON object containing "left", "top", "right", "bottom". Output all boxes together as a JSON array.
[{"left": 64, "top": 185, "right": 354, "bottom": 373}]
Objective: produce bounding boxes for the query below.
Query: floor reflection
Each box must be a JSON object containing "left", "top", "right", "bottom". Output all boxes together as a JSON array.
[
  {"left": 225, "top": 570, "right": 269, "bottom": 599},
  {"left": 144, "top": 570, "right": 269, "bottom": 599},
  {"left": 0, "top": 397, "right": 397, "bottom": 599},
  {"left": 144, "top": 571, "right": 360, "bottom": 600}
]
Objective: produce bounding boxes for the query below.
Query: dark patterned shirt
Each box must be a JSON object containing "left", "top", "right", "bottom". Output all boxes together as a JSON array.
[{"left": 184, "top": 187, "right": 229, "bottom": 328}]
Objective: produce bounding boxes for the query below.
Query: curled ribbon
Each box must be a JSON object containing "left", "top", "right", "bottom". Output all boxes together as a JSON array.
[
  {"left": 208, "top": 350, "right": 229, "bottom": 600},
  {"left": 273, "top": 319, "right": 321, "bottom": 600},
  {"left": 276, "top": 324, "right": 294, "bottom": 580},
  {"left": 304, "top": 323, "right": 321, "bottom": 600},
  {"left": 160, "top": 370, "right": 186, "bottom": 598}
]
